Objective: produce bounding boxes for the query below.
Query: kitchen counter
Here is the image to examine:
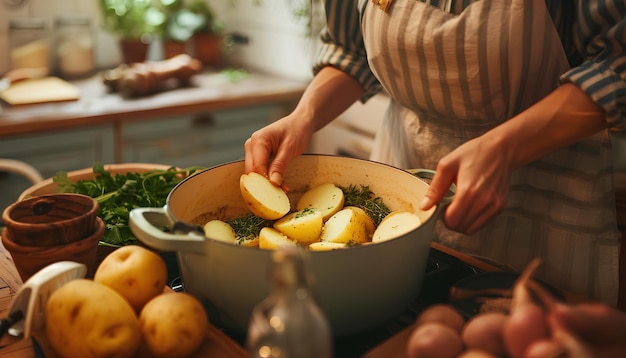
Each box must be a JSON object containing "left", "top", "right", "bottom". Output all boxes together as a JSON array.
[{"left": 0, "top": 71, "right": 307, "bottom": 163}]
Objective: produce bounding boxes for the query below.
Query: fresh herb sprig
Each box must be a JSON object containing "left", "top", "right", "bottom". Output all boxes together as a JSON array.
[
  {"left": 227, "top": 214, "right": 272, "bottom": 244},
  {"left": 341, "top": 184, "right": 391, "bottom": 226},
  {"left": 53, "top": 162, "right": 204, "bottom": 246}
]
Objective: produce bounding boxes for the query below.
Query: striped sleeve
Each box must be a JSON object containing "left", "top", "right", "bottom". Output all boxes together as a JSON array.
[
  {"left": 313, "top": 0, "right": 382, "bottom": 102},
  {"left": 560, "top": 0, "right": 626, "bottom": 129}
]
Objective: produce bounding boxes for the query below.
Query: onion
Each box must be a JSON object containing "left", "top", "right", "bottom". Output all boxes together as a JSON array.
[{"left": 502, "top": 258, "right": 549, "bottom": 358}]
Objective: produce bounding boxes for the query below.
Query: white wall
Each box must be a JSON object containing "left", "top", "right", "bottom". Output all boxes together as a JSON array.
[{"left": 0, "top": 0, "right": 321, "bottom": 81}]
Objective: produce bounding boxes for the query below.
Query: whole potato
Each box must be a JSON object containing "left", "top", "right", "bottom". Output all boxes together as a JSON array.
[
  {"left": 94, "top": 245, "right": 167, "bottom": 312},
  {"left": 139, "top": 292, "right": 209, "bottom": 358},
  {"left": 45, "top": 279, "right": 141, "bottom": 358}
]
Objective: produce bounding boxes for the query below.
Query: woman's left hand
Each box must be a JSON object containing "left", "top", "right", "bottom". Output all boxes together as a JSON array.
[{"left": 420, "top": 134, "right": 515, "bottom": 235}]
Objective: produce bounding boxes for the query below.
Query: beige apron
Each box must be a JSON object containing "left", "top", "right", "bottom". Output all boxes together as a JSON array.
[{"left": 362, "top": 0, "right": 619, "bottom": 305}]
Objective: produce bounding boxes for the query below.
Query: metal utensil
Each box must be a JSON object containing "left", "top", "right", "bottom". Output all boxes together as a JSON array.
[{"left": 0, "top": 261, "right": 86, "bottom": 340}]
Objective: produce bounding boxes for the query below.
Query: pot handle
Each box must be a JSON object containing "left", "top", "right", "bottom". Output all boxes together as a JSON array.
[
  {"left": 129, "top": 207, "right": 208, "bottom": 254},
  {"left": 408, "top": 169, "right": 456, "bottom": 206}
]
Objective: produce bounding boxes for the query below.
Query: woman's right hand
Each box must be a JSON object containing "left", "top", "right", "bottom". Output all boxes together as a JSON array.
[
  {"left": 243, "top": 66, "right": 366, "bottom": 189},
  {"left": 244, "top": 112, "right": 315, "bottom": 189}
]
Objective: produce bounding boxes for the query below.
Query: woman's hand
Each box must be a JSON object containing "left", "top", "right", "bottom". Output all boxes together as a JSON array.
[
  {"left": 244, "top": 113, "right": 315, "bottom": 189},
  {"left": 420, "top": 84, "right": 607, "bottom": 235},
  {"left": 243, "top": 66, "right": 365, "bottom": 188},
  {"left": 422, "top": 134, "right": 515, "bottom": 235}
]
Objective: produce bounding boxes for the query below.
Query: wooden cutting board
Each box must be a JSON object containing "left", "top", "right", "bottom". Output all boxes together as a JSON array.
[{"left": 0, "top": 77, "right": 80, "bottom": 105}]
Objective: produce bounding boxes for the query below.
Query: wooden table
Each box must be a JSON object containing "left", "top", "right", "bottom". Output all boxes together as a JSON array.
[
  {"left": 0, "top": 235, "right": 250, "bottom": 358},
  {"left": 0, "top": 71, "right": 307, "bottom": 163},
  {"left": 0, "top": 234, "right": 503, "bottom": 358}
]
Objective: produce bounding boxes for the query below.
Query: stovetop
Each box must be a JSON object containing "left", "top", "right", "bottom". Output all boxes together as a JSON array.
[{"left": 161, "top": 247, "right": 483, "bottom": 358}]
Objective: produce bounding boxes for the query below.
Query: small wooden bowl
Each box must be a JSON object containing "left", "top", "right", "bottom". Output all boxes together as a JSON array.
[
  {"left": 2, "top": 193, "right": 99, "bottom": 246},
  {"left": 2, "top": 217, "right": 104, "bottom": 282}
]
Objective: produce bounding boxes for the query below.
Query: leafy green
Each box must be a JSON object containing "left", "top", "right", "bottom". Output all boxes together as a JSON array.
[
  {"left": 341, "top": 184, "right": 391, "bottom": 227},
  {"left": 53, "top": 162, "right": 204, "bottom": 246},
  {"left": 227, "top": 214, "right": 272, "bottom": 245}
]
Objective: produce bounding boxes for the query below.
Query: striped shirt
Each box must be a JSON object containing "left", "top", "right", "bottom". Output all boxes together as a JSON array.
[{"left": 314, "top": 0, "right": 626, "bottom": 128}]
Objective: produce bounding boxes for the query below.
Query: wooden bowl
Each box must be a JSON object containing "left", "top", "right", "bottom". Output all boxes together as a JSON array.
[
  {"left": 2, "top": 217, "right": 104, "bottom": 282},
  {"left": 17, "top": 163, "right": 177, "bottom": 260},
  {"left": 2, "top": 193, "right": 98, "bottom": 246},
  {"left": 19, "top": 163, "right": 174, "bottom": 200}
]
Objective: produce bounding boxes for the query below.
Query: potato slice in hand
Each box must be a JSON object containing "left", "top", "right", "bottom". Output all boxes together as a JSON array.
[
  {"left": 297, "top": 183, "right": 344, "bottom": 221},
  {"left": 259, "top": 227, "right": 297, "bottom": 250},
  {"left": 204, "top": 220, "right": 238, "bottom": 244},
  {"left": 240, "top": 172, "right": 290, "bottom": 220},
  {"left": 273, "top": 208, "right": 323, "bottom": 244},
  {"left": 372, "top": 211, "right": 421, "bottom": 243},
  {"left": 320, "top": 208, "right": 369, "bottom": 244}
]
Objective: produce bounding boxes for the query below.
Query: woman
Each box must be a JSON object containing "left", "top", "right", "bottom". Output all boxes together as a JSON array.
[{"left": 244, "top": 0, "right": 626, "bottom": 305}]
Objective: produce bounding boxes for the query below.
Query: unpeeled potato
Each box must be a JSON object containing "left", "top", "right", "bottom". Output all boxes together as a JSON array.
[
  {"left": 345, "top": 206, "right": 375, "bottom": 238},
  {"left": 46, "top": 279, "right": 141, "bottom": 358},
  {"left": 203, "top": 219, "right": 238, "bottom": 244},
  {"left": 296, "top": 183, "right": 344, "bottom": 221},
  {"left": 372, "top": 211, "right": 421, "bottom": 243},
  {"left": 139, "top": 292, "right": 209, "bottom": 358},
  {"left": 94, "top": 245, "right": 168, "bottom": 312},
  {"left": 240, "top": 172, "right": 290, "bottom": 220},
  {"left": 259, "top": 227, "right": 297, "bottom": 249},
  {"left": 273, "top": 208, "right": 323, "bottom": 244},
  {"left": 319, "top": 208, "right": 369, "bottom": 244},
  {"left": 308, "top": 241, "right": 349, "bottom": 251}
]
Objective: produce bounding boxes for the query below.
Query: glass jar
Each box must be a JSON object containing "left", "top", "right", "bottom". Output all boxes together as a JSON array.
[
  {"left": 246, "top": 247, "right": 333, "bottom": 358},
  {"left": 8, "top": 17, "right": 50, "bottom": 74},
  {"left": 54, "top": 15, "right": 95, "bottom": 78}
]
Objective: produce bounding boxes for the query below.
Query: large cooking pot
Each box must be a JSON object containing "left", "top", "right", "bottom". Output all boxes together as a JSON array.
[{"left": 129, "top": 155, "right": 452, "bottom": 337}]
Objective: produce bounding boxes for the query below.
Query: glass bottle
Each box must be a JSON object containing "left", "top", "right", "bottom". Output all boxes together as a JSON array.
[
  {"left": 54, "top": 15, "right": 95, "bottom": 78},
  {"left": 246, "top": 247, "right": 333, "bottom": 358},
  {"left": 8, "top": 17, "right": 50, "bottom": 74}
]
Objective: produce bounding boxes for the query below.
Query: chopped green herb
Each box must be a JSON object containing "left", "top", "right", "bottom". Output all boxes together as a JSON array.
[
  {"left": 53, "top": 162, "right": 204, "bottom": 246},
  {"left": 295, "top": 207, "right": 316, "bottom": 219}
]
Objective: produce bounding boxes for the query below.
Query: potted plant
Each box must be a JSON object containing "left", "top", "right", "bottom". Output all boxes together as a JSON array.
[
  {"left": 187, "top": 0, "right": 224, "bottom": 68},
  {"left": 161, "top": 0, "right": 223, "bottom": 66},
  {"left": 99, "top": 0, "right": 166, "bottom": 63}
]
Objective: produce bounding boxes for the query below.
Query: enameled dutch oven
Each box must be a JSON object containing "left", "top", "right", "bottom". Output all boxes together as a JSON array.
[{"left": 129, "top": 155, "right": 452, "bottom": 337}]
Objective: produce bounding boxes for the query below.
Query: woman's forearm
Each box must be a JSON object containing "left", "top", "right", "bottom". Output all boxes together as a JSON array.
[
  {"left": 490, "top": 83, "right": 608, "bottom": 169},
  {"left": 293, "top": 66, "right": 365, "bottom": 131}
]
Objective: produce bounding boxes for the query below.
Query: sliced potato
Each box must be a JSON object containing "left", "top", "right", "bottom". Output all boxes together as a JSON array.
[
  {"left": 345, "top": 206, "right": 375, "bottom": 238},
  {"left": 258, "top": 227, "right": 297, "bottom": 250},
  {"left": 273, "top": 208, "right": 323, "bottom": 244},
  {"left": 296, "top": 183, "right": 344, "bottom": 221},
  {"left": 372, "top": 211, "right": 421, "bottom": 243},
  {"left": 319, "top": 208, "right": 368, "bottom": 244},
  {"left": 308, "top": 241, "right": 349, "bottom": 251},
  {"left": 204, "top": 220, "right": 238, "bottom": 244},
  {"left": 240, "top": 172, "right": 290, "bottom": 220}
]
